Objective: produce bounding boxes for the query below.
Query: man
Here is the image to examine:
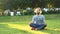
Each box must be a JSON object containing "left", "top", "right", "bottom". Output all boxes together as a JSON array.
[{"left": 29, "top": 7, "right": 47, "bottom": 30}]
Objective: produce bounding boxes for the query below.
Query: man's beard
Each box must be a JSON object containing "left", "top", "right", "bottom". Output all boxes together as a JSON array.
[{"left": 37, "top": 13, "right": 40, "bottom": 15}]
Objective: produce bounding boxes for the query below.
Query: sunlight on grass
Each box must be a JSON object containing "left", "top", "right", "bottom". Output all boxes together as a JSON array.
[
  {"left": 7, "top": 23, "right": 49, "bottom": 34},
  {"left": 0, "top": 23, "right": 60, "bottom": 34},
  {"left": 47, "top": 28, "right": 60, "bottom": 31},
  {"left": 0, "top": 24, "right": 32, "bottom": 34},
  {"left": 0, "top": 14, "right": 60, "bottom": 34}
]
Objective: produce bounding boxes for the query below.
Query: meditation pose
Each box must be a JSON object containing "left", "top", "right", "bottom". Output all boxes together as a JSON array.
[{"left": 29, "top": 7, "right": 47, "bottom": 30}]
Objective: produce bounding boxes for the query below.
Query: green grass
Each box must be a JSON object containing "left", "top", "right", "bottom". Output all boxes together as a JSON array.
[
  {"left": 0, "top": 24, "right": 32, "bottom": 34},
  {"left": 0, "top": 14, "right": 60, "bottom": 34}
]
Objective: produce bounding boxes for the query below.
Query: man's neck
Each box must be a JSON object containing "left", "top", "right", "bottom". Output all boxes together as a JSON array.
[{"left": 36, "top": 14, "right": 41, "bottom": 16}]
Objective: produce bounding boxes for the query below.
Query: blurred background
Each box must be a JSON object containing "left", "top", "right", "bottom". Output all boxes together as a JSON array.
[{"left": 0, "top": 0, "right": 60, "bottom": 16}]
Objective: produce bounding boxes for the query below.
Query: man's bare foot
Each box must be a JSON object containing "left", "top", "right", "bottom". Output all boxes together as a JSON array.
[{"left": 31, "top": 27, "right": 37, "bottom": 30}]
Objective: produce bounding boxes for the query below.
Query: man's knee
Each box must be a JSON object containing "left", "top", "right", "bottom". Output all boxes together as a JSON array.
[
  {"left": 29, "top": 23, "right": 34, "bottom": 27},
  {"left": 29, "top": 23, "right": 37, "bottom": 28},
  {"left": 44, "top": 24, "right": 47, "bottom": 27}
]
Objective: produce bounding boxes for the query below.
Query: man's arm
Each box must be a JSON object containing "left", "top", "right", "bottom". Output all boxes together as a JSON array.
[{"left": 29, "top": 16, "right": 36, "bottom": 24}]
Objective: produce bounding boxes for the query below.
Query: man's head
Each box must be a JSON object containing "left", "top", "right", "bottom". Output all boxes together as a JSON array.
[{"left": 34, "top": 7, "right": 42, "bottom": 15}]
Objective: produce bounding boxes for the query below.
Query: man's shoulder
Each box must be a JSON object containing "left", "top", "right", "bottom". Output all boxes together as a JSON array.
[
  {"left": 41, "top": 15, "right": 44, "bottom": 16},
  {"left": 40, "top": 15, "right": 45, "bottom": 18},
  {"left": 33, "top": 15, "right": 45, "bottom": 17}
]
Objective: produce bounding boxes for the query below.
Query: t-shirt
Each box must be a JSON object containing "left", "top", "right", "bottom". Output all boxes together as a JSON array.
[{"left": 32, "top": 15, "right": 45, "bottom": 24}]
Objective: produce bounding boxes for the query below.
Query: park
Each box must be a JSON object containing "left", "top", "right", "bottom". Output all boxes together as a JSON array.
[{"left": 0, "top": 0, "right": 60, "bottom": 34}]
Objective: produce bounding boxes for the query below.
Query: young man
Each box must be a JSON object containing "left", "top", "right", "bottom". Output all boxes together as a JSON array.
[{"left": 29, "top": 7, "right": 47, "bottom": 30}]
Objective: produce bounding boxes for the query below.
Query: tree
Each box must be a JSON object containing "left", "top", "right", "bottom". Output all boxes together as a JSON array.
[{"left": 1, "top": 0, "right": 60, "bottom": 10}]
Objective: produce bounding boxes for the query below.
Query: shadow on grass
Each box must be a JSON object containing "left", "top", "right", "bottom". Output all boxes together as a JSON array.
[
  {"left": 37, "top": 28, "right": 60, "bottom": 34},
  {"left": 0, "top": 24, "right": 32, "bottom": 34}
]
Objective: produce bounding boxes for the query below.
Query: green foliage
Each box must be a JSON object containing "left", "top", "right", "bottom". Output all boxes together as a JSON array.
[{"left": 1, "top": 0, "right": 60, "bottom": 9}]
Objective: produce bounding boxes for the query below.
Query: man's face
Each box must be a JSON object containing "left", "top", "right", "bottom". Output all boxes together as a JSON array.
[{"left": 36, "top": 9, "right": 40, "bottom": 14}]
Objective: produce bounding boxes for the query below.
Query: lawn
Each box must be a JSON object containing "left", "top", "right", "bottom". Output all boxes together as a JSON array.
[{"left": 0, "top": 14, "right": 60, "bottom": 34}]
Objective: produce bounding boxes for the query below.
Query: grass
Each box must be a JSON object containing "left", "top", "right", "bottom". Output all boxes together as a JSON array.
[
  {"left": 0, "top": 24, "right": 32, "bottom": 34},
  {"left": 0, "top": 14, "right": 60, "bottom": 34}
]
